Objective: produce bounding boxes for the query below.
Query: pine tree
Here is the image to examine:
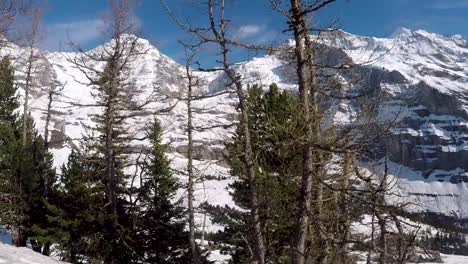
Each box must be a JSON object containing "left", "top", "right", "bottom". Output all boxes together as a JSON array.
[
  {"left": 64, "top": 3, "right": 145, "bottom": 261},
  {"left": 0, "top": 57, "right": 56, "bottom": 248},
  {"left": 130, "top": 119, "right": 193, "bottom": 263},
  {"left": 88, "top": 59, "right": 131, "bottom": 263},
  {"left": 37, "top": 120, "right": 203, "bottom": 263},
  {"left": 209, "top": 84, "right": 302, "bottom": 263},
  {"left": 39, "top": 1, "right": 199, "bottom": 262},
  {"left": 0, "top": 57, "right": 25, "bottom": 245},
  {"left": 33, "top": 149, "right": 106, "bottom": 262},
  {"left": 53, "top": 56, "right": 138, "bottom": 262},
  {"left": 0, "top": 57, "right": 17, "bottom": 123},
  {"left": 22, "top": 128, "right": 56, "bottom": 252}
]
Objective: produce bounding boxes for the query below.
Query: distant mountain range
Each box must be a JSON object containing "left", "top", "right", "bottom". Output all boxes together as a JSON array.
[{"left": 4, "top": 27, "right": 468, "bottom": 229}]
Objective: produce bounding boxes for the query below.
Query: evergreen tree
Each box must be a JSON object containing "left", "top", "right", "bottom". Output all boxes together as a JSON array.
[
  {"left": 209, "top": 84, "right": 350, "bottom": 263},
  {"left": 43, "top": 56, "right": 138, "bottom": 262},
  {"left": 86, "top": 58, "right": 132, "bottom": 263},
  {"left": 22, "top": 127, "right": 56, "bottom": 252},
  {"left": 37, "top": 120, "right": 206, "bottom": 263},
  {"left": 33, "top": 149, "right": 106, "bottom": 262},
  {"left": 130, "top": 119, "right": 194, "bottom": 263},
  {"left": 0, "top": 57, "right": 25, "bottom": 244},
  {"left": 0, "top": 57, "right": 17, "bottom": 123},
  {"left": 208, "top": 84, "right": 302, "bottom": 263},
  {"left": 36, "top": 2, "right": 197, "bottom": 260},
  {"left": 0, "top": 57, "right": 56, "bottom": 248}
]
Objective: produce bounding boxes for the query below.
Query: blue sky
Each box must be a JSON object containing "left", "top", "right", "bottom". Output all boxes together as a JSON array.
[{"left": 40, "top": 0, "right": 468, "bottom": 63}]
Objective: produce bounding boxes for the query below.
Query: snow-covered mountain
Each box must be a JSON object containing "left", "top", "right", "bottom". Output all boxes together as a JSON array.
[
  {"left": 321, "top": 28, "right": 468, "bottom": 219},
  {"left": 4, "top": 27, "right": 468, "bottom": 228}
]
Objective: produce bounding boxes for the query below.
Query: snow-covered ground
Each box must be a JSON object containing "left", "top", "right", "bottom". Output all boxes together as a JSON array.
[
  {"left": 1, "top": 243, "right": 467, "bottom": 264},
  {"left": 435, "top": 254, "right": 468, "bottom": 264},
  {"left": 356, "top": 254, "right": 468, "bottom": 264},
  {"left": 0, "top": 244, "right": 67, "bottom": 264}
]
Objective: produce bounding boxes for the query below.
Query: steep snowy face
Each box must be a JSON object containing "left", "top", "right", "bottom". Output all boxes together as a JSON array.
[
  {"left": 10, "top": 28, "right": 468, "bottom": 221},
  {"left": 321, "top": 28, "right": 468, "bottom": 218},
  {"left": 11, "top": 37, "right": 239, "bottom": 231},
  {"left": 326, "top": 28, "right": 468, "bottom": 91},
  {"left": 30, "top": 36, "right": 195, "bottom": 166}
]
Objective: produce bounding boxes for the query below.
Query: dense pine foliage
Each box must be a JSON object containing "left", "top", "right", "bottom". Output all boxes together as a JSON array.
[
  {"left": 0, "top": 57, "right": 56, "bottom": 250},
  {"left": 206, "top": 84, "right": 300, "bottom": 262}
]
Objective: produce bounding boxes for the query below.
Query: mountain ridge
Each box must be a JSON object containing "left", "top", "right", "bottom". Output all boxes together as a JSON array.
[{"left": 5, "top": 27, "right": 468, "bottom": 223}]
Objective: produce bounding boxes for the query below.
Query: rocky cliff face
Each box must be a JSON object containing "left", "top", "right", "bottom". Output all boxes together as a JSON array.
[
  {"left": 323, "top": 28, "right": 468, "bottom": 218},
  {"left": 4, "top": 27, "right": 468, "bottom": 223}
]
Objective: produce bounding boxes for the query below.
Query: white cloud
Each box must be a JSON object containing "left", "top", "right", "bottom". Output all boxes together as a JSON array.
[
  {"left": 235, "top": 24, "right": 263, "bottom": 39},
  {"left": 42, "top": 14, "right": 142, "bottom": 51},
  {"left": 41, "top": 19, "right": 106, "bottom": 51}
]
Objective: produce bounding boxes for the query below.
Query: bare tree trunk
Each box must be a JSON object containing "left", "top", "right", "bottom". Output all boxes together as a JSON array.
[
  {"left": 44, "top": 90, "right": 53, "bottom": 152},
  {"left": 201, "top": 210, "right": 207, "bottom": 247},
  {"left": 43, "top": 86, "right": 59, "bottom": 197},
  {"left": 376, "top": 211, "right": 387, "bottom": 264},
  {"left": 11, "top": 226, "right": 26, "bottom": 247},
  {"left": 391, "top": 212, "right": 404, "bottom": 263},
  {"left": 15, "top": 7, "right": 41, "bottom": 248},
  {"left": 326, "top": 150, "right": 352, "bottom": 264},
  {"left": 105, "top": 64, "right": 119, "bottom": 236},
  {"left": 336, "top": 155, "right": 351, "bottom": 263},
  {"left": 185, "top": 63, "right": 199, "bottom": 264},
  {"left": 16, "top": 46, "right": 33, "bottom": 248},
  {"left": 288, "top": 1, "right": 324, "bottom": 263},
  {"left": 44, "top": 83, "right": 64, "bottom": 158},
  {"left": 236, "top": 78, "right": 266, "bottom": 264},
  {"left": 21, "top": 47, "right": 33, "bottom": 146},
  {"left": 21, "top": 6, "right": 41, "bottom": 146},
  {"left": 207, "top": 1, "right": 266, "bottom": 263},
  {"left": 367, "top": 208, "right": 376, "bottom": 264}
]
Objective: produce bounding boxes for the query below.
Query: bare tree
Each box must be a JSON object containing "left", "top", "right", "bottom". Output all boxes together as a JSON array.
[
  {"left": 43, "top": 82, "right": 65, "bottom": 152},
  {"left": 184, "top": 50, "right": 200, "bottom": 264},
  {"left": 273, "top": 1, "right": 338, "bottom": 263},
  {"left": 160, "top": 1, "right": 269, "bottom": 263},
  {"left": 358, "top": 158, "right": 420, "bottom": 264},
  {"left": 178, "top": 45, "right": 236, "bottom": 263},
  {"left": 20, "top": 5, "right": 41, "bottom": 147},
  {"left": 205, "top": 1, "right": 267, "bottom": 263},
  {"left": 0, "top": 0, "right": 31, "bottom": 48}
]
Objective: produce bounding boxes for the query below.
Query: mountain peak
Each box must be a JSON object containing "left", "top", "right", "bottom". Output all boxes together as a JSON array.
[
  {"left": 84, "top": 34, "right": 163, "bottom": 59},
  {"left": 389, "top": 27, "right": 466, "bottom": 45},
  {"left": 390, "top": 27, "right": 413, "bottom": 39}
]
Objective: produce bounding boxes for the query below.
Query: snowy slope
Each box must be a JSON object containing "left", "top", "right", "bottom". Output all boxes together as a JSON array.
[
  {"left": 318, "top": 28, "right": 468, "bottom": 218},
  {"left": 356, "top": 254, "right": 468, "bottom": 264},
  {"left": 0, "top": 243, "right": 68, "bottom": 264},
  {"left": 5, "top": 27, "right": 468, "bottom": 230}
]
